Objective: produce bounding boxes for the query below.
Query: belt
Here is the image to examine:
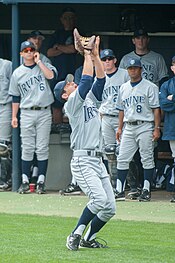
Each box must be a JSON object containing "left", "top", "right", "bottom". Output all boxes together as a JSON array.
[
  {"left": 126, "top": 120, "right": 145, "bottom": 125},
  {"left": 0, "top": 103, "right": 7, "bottom": 106},
  {"left": 24, "top": 106, "right": 48, "bottom": 110},
  {"left": 73, "top": 150, "right": 103, "bottom": 157},
  {"left": 102, "top": 114, "right": 118, "bottom": 117}
]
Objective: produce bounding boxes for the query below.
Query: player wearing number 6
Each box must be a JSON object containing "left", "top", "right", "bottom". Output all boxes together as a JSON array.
[
  {"left": 115, "top": 58, "right": 161, "bottom": 201},
  {"left": 9, "top": 41, "right": 57, "bottom": 194}
]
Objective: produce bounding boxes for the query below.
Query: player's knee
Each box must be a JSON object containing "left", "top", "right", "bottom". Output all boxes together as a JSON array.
[{"left": 94, "top": 194, "right": 108, "bottom": 211}]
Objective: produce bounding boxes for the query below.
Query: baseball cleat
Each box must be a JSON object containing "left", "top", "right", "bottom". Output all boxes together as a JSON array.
[
  {"left": 138, "top": 189, "right": 151, "bottom": 202},
  {"left": 66, "top": 233, "right": 81, "bottom": 251},
  {"left": 59, "top": 183, "right": 82, "bottom": 195},
  {"left": 36, "top": 182, "right": 46, "bottom": 194},
  {"left": 115, "top": 190, "right": 125, "bottom": 201},
  {"left": 128, "top": 188, "right": 141, "bottom": 200},
  {"left": 79, "top": 238, "right": 108, "bottom": 248},
  {"left": 18, "top": 182, "right": 30, "bottom": 194},
  {"left": 170, "top": 195, "right": 175, "bottom": 203}
]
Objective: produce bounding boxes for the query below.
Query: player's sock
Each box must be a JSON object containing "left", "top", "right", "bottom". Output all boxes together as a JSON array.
[
  {"left": 83, "top": 215, "right": 106, "bottom": 241},
  {"left": 37, "top": 159, "right": 48, "bottom": 177},
  {"left": 32, "top": 166, "right": 38, "bottom": 178},
  {"left": 143, "top": 168, "right": 154, "bottom": 191},
  {"left": 116, "top": 169, "right": 128, "bottom": 192},
  {"left": 22, "top": 160, "right": 32, "bottom": 179},
  {"left": 73, "top": 206, "right": 96, "bottom": 236},
  {"left": 22, "top": 174, "right": 29, "bottom": 183},
  {"left": 37, "top": 174, "right": 45, "bottom": 184}
]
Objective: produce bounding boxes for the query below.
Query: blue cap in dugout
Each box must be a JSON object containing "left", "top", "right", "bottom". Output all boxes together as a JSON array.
[
  {"left": 54, "top": 74, "right": 74, "bottom": 103},
  {"left": 20, "top": 41, "right": 36, "bottom": 51},
  {"left": 126, "top": 58, "right": 142, "bottom": 69},
  {"left": 100, "top": 49, "right": 116, "bottom": 60}
]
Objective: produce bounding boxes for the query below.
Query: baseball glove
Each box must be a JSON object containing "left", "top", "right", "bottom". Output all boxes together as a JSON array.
[
  {"left": 0, "top": 143, "right": 9, "bottom": 158},
  {"left": 73, "top": 28, "right": 96, "bottom": 55}
]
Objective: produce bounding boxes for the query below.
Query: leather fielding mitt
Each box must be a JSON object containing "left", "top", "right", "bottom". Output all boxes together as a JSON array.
[
  {"left": 0, "top": 143, "right": 9, "bottom": 158},
  {"left": 73, "top": 28, "right": 96, "bottom": 55}
]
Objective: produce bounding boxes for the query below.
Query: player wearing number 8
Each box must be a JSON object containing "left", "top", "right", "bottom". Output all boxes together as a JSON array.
[{"left": 115, "top": 58, "right": 161, "bottom": 201}]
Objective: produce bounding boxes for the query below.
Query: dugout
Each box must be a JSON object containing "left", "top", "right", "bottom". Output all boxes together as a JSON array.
[{"left": 0, "top": 0, "right": 175, "bottom": 191}]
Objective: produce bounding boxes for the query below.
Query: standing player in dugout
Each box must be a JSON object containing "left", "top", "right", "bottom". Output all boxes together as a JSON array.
[{"left": 9, "top": 41, "right": 57, "bottom": 194}]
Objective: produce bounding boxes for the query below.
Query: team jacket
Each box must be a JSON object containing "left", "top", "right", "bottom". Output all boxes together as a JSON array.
[{"left": 159, "top": 77, "right": 175, "bottom": 140}]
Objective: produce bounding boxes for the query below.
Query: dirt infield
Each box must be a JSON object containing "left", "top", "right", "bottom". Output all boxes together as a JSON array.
[{"left": 0, "top": 190, "right": 175, "bottom": 223}]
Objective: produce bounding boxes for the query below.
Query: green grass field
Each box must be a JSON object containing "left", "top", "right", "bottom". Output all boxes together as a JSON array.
[{"left": 0, "top": 191, "right": 175, "bottom": 263}]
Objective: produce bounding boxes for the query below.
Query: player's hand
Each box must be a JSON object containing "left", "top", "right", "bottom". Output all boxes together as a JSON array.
[
  {"left": 167, "top": 94, "right": 173, "bottom": 100},
  {"left": 116, "top": 128, "right": 122, "bottom": 142},
  {"left": 91, "top": 36, "right": 100, "bottom": 57},
  {"left": 33, "top": 51, "right": 40, "bottom": 64},
  {"left": 152, "top": 128, "right": 160, "bottom": 142},
  {"left": 11, "top": 117, "right": 18, "bottom": 128}
]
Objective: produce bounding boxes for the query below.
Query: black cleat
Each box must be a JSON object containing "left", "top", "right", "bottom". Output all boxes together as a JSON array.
[
  {"left": 60, "top": 183, "right": 82, "bottom": 195},
  {"left": 18, "top": 182, "right": 30, "bottom": 194},
  {"left": 79, "top": 238, "right": 108, "bottom": 248},
  {"left": 170, "top": 195, "right": 175, "bottom": 203},
  {"left": 139, "top": 189, "right": 151, "bottom": 202},
  {"left": 36, "top": 182, "right": 46, "bottom": 194},
  {"left": 66, "top": 233, "right": 81, "bottom": 251},
  {"left": 115, "top": 190, "right": 125, "bottom": 201},
  {"left": 128, "top": 188, "right": 141, "bottom": 200}
]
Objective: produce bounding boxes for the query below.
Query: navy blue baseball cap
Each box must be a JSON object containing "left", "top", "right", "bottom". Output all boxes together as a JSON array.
[
  {"left": 126, "top": 58, "right": 142, "bottom": 69},
  {"left": 133, "top": 29, "right": 148, "bottom": 38},
  {"left": 28, "top": 30, "right": 45, "bottom": 40},
  {"left": 100, "top": 49, "right": 116, "bottom": 60},
  {"left": 172, "top": 56, "right": 175, "bottom": 63},
  {"left": 20, "top": 41, "right": 36, "bottom": 51},
  {"left": 54, "top": 74, "right": 74, "bottom": 103}
]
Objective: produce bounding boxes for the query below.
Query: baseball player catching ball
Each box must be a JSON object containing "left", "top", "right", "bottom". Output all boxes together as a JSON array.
[
  {"left": 54, "top": 36, "right": 115, "bottom": 250},
  {"left": 9, "top": 41, "right": 57, "bottom": 194},
  {"left": 0, "top": 58, "right": 12, "bottom": 189},
  {"left": 116, "top": 58, "right": 161, "bottom": 201}
]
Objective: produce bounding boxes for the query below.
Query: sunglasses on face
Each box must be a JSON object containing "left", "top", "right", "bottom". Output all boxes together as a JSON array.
[
  {"left": 22, "top": 47, "right": 35, "bottom": 53},
  {"left": 101, "top": 57, "right": 114, "bottom": 62}
]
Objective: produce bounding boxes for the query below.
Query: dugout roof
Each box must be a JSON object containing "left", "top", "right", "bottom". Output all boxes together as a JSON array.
[{"left": 1, "top": 0, "right": 175, "bottom": 4}]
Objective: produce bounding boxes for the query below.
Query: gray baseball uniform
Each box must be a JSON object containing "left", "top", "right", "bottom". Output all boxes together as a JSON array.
[
  {"left": 99, "top": 68, "right": 130, "bottom": 188},
  {"left": 0, "top": 58, "right": 12, "bottom": 142},
  {"left": 119, "top": 51, "right": 168, "bottom": 87},
  {"left": 64, "top": 75, "right": 115, "bottom": 222},
  {"left": 9, "top": 62, "right": 57, "bottom": 161},
  {"left": 116, "top": 78, "right": 160, "bottom": 170}
]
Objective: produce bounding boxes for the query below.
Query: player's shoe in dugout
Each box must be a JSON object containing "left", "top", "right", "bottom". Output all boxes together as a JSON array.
[
  {"left": 36, "top": 182, "right": 46, "bottom": 194},
  {"left": 60, "top": 183, "right": 82, "bottom": 195},
  {"left": 79, "top": 238, "right": 108, "bottom": 248},
  {"left": 114, "top": 190, "right": 125, "bottom": 201},
  {"left": 127, "top": 188, "right": 141, "bottom": 200},
  {"left": 18, "top": 182, "right": 30, "bottom": 194},
  {"left": 138, "top": 189, "right": 151, "bottom": 202}
]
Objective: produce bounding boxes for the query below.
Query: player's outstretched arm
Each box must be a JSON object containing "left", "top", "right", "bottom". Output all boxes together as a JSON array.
[{"left": 92, "top": 36, "right": 105, "bottom": 79}]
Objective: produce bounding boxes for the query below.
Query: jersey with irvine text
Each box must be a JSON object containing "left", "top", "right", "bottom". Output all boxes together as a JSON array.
[
  {"left": 116, "top": 78, "right": 159, "bottom": 122},
  {"left": 99, "top": 68, "right": 130, "bottom": 115},
  {"left": 119, "top": 50, "right": 168, "bottom": 87},
  {"left": 64, "top": 89, "right": 103, "bottom": 151},
  {"left": 9, "top": 63, "right": 57, "bottom": 108}
]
